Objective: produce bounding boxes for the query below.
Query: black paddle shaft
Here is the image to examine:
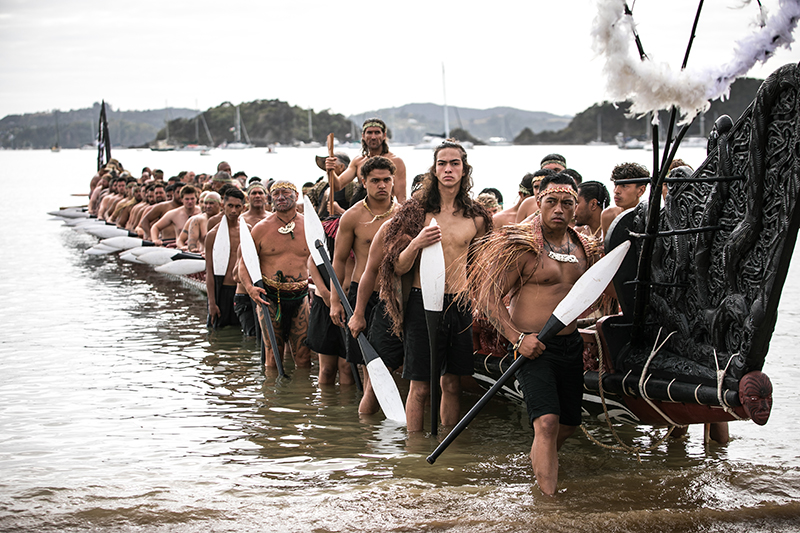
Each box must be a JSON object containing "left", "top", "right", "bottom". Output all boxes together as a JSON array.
[
  {"left": 427, "top": 313, "right": 565, "bottom": 464},
  {"left": 255, "top": 280, "right": 286, "bottom": 378},
  {"left": 313, "top": 240, "right": 365, "bottom": 390},
  {"left": 425, "top": 309, "right": 442, "bottom": 436}
]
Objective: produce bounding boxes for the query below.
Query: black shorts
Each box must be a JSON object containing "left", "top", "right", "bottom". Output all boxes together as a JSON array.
[
  {"left": 343, "top": 281, "right": 379, "bottom": 365},
  {"left": 208, "top": 281, "right": 238, "bottom": 329},
  {"left": 402, "top": 288, "right": 473, "bottom": 382},
  {"left": 368, "top": 298, "right": 405, "bottom": 370},
  {"left": 515, "top": 329, "right": 584, "bottom": 427},
  {"left": 307, "top": 293, "right": 345, "bottom": 357},
  {"left": 233, "top": 293, "right": 259, "bottom": 337}
]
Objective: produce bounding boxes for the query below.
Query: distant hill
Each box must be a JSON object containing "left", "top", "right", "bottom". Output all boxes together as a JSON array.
[
  {"left": 0, "top": 77, "right": 766, "bottom": 149},
  {"left": 349, "top": 103, "right": 572, "bottom": 144},
  {"left": 514, "top": 77, "right": 765, "bottom": 145},
  {"left": 0, "top": 103, "right": 197, "bottom": 149}
]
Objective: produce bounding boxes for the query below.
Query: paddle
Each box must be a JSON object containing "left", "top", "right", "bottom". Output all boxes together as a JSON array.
[
  {"left": 426, "top": 239, "right": 632, "bottom": 464},
  {"left": 419, "top": 218, "right": 446, "bottom": 435},
  {"left": 303, "top": 196, "right": 406, "bottom": 423},
  {"left": 327, "top": 133, "right": 335, "bottom": 215},
  {"left": 302, "top": 195, "right": 362, "bottom": 391},
  {"left": 239, "top": 216, "right": 287, "bottom": 378}
]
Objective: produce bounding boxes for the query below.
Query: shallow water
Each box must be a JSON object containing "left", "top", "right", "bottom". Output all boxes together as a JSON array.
[{"left": 1, "top": 147, "right": 799, "bottom": 532}]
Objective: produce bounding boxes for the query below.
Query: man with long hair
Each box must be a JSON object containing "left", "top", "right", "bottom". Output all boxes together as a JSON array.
[
  {"left": 325, "top": 118, "right": 408, "bottom": 203},
  {"left": 379, "top": 139, "right": 491, "bottom": 432}
]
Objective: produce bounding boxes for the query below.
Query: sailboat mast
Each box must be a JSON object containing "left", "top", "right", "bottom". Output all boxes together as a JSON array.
[
  {"left": 235, "top": 106, "right": 242, "bottom": 143},
  {"left": 442, "top": 63, "right": 449, "bottom": 138}
]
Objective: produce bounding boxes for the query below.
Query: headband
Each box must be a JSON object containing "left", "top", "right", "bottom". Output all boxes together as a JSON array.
[
  {"left": 519, "top": 184, "right": 533, "bottom": 196},
  {"left": 203, "top": 192, "right": 222, "bottom": 203},
  {"left": 537, "top": 186, "right": 578, "bottom": 202},
  {"left": 540, "top": 159, "right": 565, "bottom": 169},
  {"left": 247, "top": 183, "right": 267, "bottom": 195},
  {"left": 362, "top": 121, "right": 385, "bottom": 133},
  {"left": 532, "top": 175, "right": 547, "bottom": 183},
  {"left": 270, "top": 181, "right": 298, "bottom": 193}
]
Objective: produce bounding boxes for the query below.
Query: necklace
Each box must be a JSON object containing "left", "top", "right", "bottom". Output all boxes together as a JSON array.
[
  {"left": 362, "top": 198, "right": 397, "bottom": 223},
  {"left": 276, "top": 213, "right": 297, "bottom": 239},
  {"left": 543, "top": 235, "right": 578, "bottom": 264}
]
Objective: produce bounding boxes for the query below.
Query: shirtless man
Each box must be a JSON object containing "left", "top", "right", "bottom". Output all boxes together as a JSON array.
[
  {"left": 325, "top": 118, "right": 408, "bottom": 203},
  {"left": 128, "top": 183, "right": 166, "bottom": 232},
  {"left": 205, "top": 188, "right": 245, "bottom": 329},
  {"left": 470, "top": 173, "right": 601, "bottom": 495},
  {"left": 574, "top": 181, "right": 610, "bottom": 238},
  {"left": 150, "top": 185, "right": 201, "bottom": 246},
  {"left": 239, "top": 181, "right": 311, "bottom": 369},
  {"left": 136, "top": 183, "right": 184, "bottom": 240},
  {"left": 177, "top": 191, "right": 221, "bottom": 252},
  {"left": 242, "top": 183, "right": 269, "bottom": 227},
  {"left": 493, "top": 172, "right": 535, "bottom": 227},
  {"left": 329, "top": 156, "right": 401, "bottom": 412},
  {"left": 97, "top": 177, "right": 127, "bottom": 220},
  {"left": 600, "top": 162, "right": 649, "bottom": 237},
  {"left": 379, "top": 139, "right": 491, "bottom": 432},
  {"left": 515, "top": 169, "right": 557, "bottom": 223},
  {"left": 88, "top": 169, "right": 113, "bottom": 216},
  {"left": 233, "top": 183, "right": 270, "bottom": 337}
]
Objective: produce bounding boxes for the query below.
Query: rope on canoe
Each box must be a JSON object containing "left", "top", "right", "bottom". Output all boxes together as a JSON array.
[{"left": 580, "top": 328, "right": 677, "bottom": 462}]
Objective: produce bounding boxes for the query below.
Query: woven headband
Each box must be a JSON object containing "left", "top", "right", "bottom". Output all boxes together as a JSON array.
[
  {"left": 247, "top": 183, "right": 267, "bottom": 195},
  {"left": 537, "top": 186, "right": 578, "bottom": 202},
  {"left": 362, "top": 121, "right": 386, "bottom": 133},
  {"left": 270, "top": 181, "right": 298, "bottom": 193},
  {"left": 540, "top": 159, "right": 565, "bottom": 169}
]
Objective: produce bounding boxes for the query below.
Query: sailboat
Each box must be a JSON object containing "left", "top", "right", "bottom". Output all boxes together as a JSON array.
[
  {"left": 50, "top": 110, "right": 61, "bottom": 152},
  {"left": 150, "top": 107, "right": 178, "bottom": 151},
  {"left": 221, "top": 106, "right": 254, "bottom": 149},
  {"left": 414, "top": 64, "right": 473, "bottom": 150},
  {"left": 181, "top": 112, "right": 214, "bottom": 153}
]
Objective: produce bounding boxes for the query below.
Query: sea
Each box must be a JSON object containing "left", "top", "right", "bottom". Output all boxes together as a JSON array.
[{"left": 1, "top": 144, "right": 799, "bottom": 532}]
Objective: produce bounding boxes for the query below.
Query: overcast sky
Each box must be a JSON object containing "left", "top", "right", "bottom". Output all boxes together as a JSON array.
[{"left": 1, "top": 0, "right": 799, "bottom": 119}]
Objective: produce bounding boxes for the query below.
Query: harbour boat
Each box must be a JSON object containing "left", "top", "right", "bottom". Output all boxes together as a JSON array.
[
  {"left": 472, "top": 63, "right": 800, "bottom": 432},
  {"left": 220, "top": 106, "right": 254, "bottom": 149}
]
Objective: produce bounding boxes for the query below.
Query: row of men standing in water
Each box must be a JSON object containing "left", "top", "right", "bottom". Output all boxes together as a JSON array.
[
  {"left": 207, "top": 118, "right": 661, "bottom": 496},
  {"left": 87, "top": 118, "right": 676, "bottom": 496}
]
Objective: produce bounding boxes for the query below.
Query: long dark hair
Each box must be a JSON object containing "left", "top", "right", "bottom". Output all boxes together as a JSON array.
[{"left": 422, "top": 139, "right": 477, "bottom": 217}]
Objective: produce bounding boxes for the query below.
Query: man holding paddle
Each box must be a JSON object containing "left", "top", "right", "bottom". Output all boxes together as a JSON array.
[
  {"left": 329, "top": 156, "right": 401, "bottom": 414},
  {"left": 205, "top": 188, "right": 245, "bottom": 329},
  {"left": 379, "top": 139, "right": 491, "bottom": 432},
  {"left": 325, "top": 118, "right": 408, "bottom": 203},
  {"left": 468, "top": 173, "right": 602, "bottom": 495},
  {"left": 238, "top": 181, "right": 312, "bottom": 369}
]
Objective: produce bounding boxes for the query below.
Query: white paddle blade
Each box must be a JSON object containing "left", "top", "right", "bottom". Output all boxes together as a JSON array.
[
  {"left": 84, "top": 226, "right": 129, "bottom": 239},
  {"left": 552, "top": 240, "right": 631, "bottom": 325},
  {"left": 238, "top": 217, "right": 262, "bottom": 284},
  {"left": 84, "top": 244, "right": 118, "bottom": 255},
  {"left": 138, "top": 248, "right": 180, "bottom": 266},
  {"left": 155, "top": 259, "right": 206, "bottom": 275},
  {"left": 100, "top": 236, "right": 143, "bottom": 251},
  {"left": 365, "top": 359, "right": 407, "bottom": 424},
  {"left": 130, "top": 246, "right": 161, "bottom": 257},
  {"left": 212, "top": 215, "right": 230, "bottom": 276},
  {"left": 119, "top": 251, "right": 144, "bottom": 263},
  {"left": 419, "top": 218, "right": 446, "bottom": 312},
  {"left": 302, "top": 195, "right": 325, "bottom": 266}
]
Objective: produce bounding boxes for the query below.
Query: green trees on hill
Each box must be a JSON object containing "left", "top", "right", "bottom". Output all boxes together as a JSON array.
[{"left": 162, "top": 100, "right": 354, "bottom": 147}]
